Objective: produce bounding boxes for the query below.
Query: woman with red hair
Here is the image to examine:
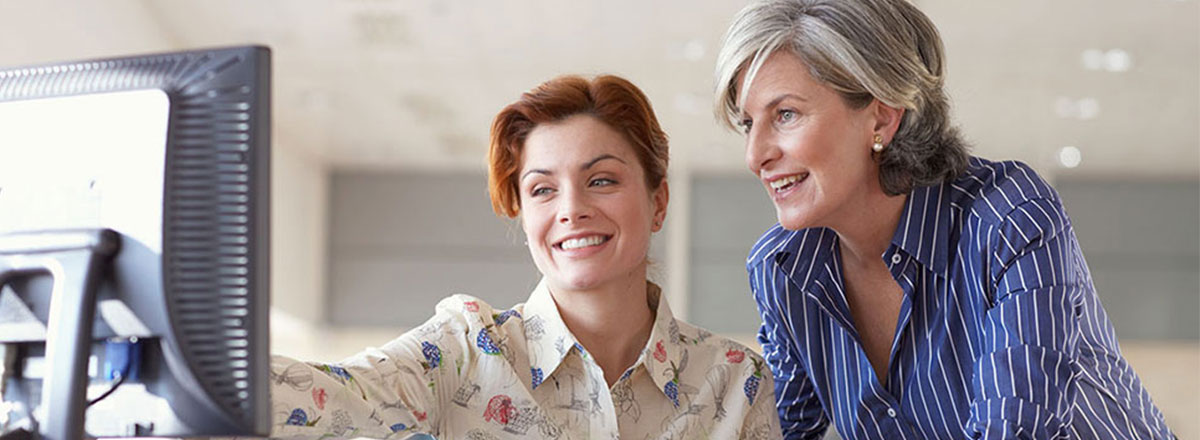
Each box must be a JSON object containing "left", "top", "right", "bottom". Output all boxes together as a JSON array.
[{"left": 270, "top": 75, "right": 783, "bottom": 439}]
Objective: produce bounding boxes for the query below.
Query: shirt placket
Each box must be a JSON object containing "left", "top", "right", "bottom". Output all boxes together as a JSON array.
[
  {"left": 575, "top": 348, "right": 620, "bottom": 439},
  {"left": 858, "top": 246, "right": 922, "bottom": 439}
]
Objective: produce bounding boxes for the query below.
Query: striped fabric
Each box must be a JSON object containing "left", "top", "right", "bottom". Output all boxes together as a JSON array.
[{"left": 747, "top": 157, "right": 1174, "bottom": 439}]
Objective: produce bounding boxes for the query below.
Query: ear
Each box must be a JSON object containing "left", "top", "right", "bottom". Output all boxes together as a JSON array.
[
  {"left": 650, "top": 179, "right": 669, "bottom": 232},
  {"left": 871, "top": 100, "right": 905, "bottom": 144}
]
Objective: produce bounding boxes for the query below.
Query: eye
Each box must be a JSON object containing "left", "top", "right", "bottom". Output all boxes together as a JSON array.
[
  {"left": 737, "top": 118, "right": 753, "bottom": 135},
  {"left": 530, "top": 186, "right": 554, "bottom": 197},
  {"left": 589, "top": 178, "right": 616, "bottom": 187},
  {"left": 776, "top": 109, "right": 798, "bottom": 124}
]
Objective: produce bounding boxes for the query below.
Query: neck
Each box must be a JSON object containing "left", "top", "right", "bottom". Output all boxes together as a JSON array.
[
  {"left": 549, "top": 267, "right": 655, "bottom": 386},
  {"left": 832, "top": 188, "right": 908, "bottom": 270}
]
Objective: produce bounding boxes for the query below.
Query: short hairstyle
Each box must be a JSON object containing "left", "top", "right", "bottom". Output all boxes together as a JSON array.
[
  {"left": 714, "top": 0, "right": 969, "bottom": 195},
  {"left": 488, "top": 75, "right": 669, "bottom": 218}
]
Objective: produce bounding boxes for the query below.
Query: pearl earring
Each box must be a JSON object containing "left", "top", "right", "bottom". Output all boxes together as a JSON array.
[{"left": 872, "top": 134, "right": 884, "bottom": 153}]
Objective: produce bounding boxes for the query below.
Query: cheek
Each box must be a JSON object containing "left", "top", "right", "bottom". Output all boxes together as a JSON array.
[
  {"left": 778, "top": 130, "right": 820, "bottom": 162},
  {"left": 519, "top": 207, "right": 550, "bottom": 241}
]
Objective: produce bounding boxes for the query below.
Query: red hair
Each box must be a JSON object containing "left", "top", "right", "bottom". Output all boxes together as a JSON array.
[{"left": 488, "top": 75, "right": 669, "bottom": 218}]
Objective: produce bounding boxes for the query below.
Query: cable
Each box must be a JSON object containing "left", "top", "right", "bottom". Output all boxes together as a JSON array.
[{"left": 85, "top": 356, "right": 131, "bottom": 408}]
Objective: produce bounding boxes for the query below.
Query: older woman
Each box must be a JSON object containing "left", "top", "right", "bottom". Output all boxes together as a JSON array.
[
  {"left": 714, "top": 1, "right": 1173, "bottom": 439},
  {"left": 270, "top": 75, "right": 782, "bottom": 439}
]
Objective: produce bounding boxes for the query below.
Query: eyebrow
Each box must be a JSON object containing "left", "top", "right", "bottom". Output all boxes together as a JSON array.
[
  {"left": 521, "top": 154, "right": 627, "bottom": 180},
  {"left": 770, "top": 93, "right": 806, "bottom": 107},
  {"left": 745, "top": 93, "right": 808, "bottom": 117},
  {"left": 583, "top": 154, "right": 625, "bottom": 169}
]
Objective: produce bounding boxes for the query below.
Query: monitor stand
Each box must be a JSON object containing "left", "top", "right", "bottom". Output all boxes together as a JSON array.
[{"left": 0, "top": 229, "right": 120, "bottom": 440}]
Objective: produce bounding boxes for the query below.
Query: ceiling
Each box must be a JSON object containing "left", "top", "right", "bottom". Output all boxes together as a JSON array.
[{"left": 2, "top": 0, "right": 1197, "bottom": 179}]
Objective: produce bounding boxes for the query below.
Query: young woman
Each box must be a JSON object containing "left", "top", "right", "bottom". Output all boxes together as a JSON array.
[{"left": 270, "top": 75, "right": 782, "bottom": 439}]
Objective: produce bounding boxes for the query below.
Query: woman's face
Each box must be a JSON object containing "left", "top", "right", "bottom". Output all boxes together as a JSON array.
[
  {"left": 518, "top": 114, "right": 667, "bottom": 293},
  {"left": 737, "top": 50, "right": 884, "bottom": 231}
]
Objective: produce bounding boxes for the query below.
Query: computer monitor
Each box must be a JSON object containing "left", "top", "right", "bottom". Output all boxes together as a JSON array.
[{"left": 0, "top": 46, "right": 271, "bottom": 438}]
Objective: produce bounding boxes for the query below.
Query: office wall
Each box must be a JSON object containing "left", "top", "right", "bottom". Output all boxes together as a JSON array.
[
  {"left": 270, "top": 146, "right": 329, "bottom": 325},
  {"left": 1056, "top": 179, "right": 1200, "bottom": 340},
  {"left": 326, "top": 172, "right": 536, "bottom": 326},
  {"left": 687, "top": 176, "right": 777, "bottom": 334}
]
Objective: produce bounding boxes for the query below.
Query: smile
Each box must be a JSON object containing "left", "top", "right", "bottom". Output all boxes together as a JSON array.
[
  {"left": 555, "top": 234, "right": 611, "bottom": 251},
  {"left": 768, "top": 173, "right": 808, "bottom": 193}
]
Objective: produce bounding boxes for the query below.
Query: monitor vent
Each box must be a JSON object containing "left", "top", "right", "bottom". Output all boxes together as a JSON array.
[
  {"left": 162, "top": 51, "right": 265, "bottom": 426},
  {"left": 0, "top": 46, "right": 269, "bottom": 434},
  {"left": 0, "top": 55, "right": 186, "bottom": 100}
]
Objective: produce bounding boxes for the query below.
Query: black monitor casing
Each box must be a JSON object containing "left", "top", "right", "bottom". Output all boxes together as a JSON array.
[{"left": 0, "top": 46, "right": 271, "bottom": 437}]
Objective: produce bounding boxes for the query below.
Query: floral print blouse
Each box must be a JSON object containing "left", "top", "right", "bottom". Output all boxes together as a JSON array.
[{"left": 269, "top": 280, "right": 782, "bottom": 439}]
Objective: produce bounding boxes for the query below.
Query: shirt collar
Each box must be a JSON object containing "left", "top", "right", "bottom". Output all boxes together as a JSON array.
[
  {"left": 638, "top": 281, "right": 693, "bottom": 406},
  {"left": 521, "top": 279, "right": 689, "bottom": 404},
  {"left": 522, "top": 279, "right": 580, "bottom": 390},
  {"left": 889, "top": 184, "right": 953, "bottom": 275},
  {"left": 749, "top": 186, "right": 955, "bottom": 335},
  {"left": 759, "top": 227, "right": 854, "bottom": 334},
  {"left": 754, "top": 226, "right": 840, "bottom": 294}
]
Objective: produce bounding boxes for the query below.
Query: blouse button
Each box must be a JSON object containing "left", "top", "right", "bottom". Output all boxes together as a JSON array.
[
  {"left": 890, "top": 253, "right": 902, "bottom": 264},
  {"left": 887, "top": 408, "right": 897, "bottom": 418}
]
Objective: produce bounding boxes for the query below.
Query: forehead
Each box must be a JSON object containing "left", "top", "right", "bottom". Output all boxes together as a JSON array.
[
  {"left": 520, "top": 114, "right": 639, "bottom": 170},
  {"left": 737, "top": 51, "right": 829, "bottom": 109}
]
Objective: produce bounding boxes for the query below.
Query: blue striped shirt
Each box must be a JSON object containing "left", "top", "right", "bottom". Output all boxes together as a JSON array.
[{"left": 747, "top": 157, "right": 1173, "bottom": 439}]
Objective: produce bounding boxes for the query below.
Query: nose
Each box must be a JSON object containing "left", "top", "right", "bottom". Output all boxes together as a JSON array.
[
  {"left": 557, "top": 187, "right": 594, "bottom": 224},
  {"left": 745, "top": 124, "right": 781, "bottom": 177}
]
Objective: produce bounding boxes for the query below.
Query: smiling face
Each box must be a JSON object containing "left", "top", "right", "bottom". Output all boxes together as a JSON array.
[
  {"left": 737, "top": 50, "right": 885, "bottom": 231},
  {"left": 518, "top": 114, "right": 668, "bottom": 293}
]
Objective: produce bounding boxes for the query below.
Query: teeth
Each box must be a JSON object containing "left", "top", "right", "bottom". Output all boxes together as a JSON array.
[
  {"left": 560, "top": 235, "right": 607, "bottom": 250},
  {"left": 769, "top": 174, "right": 804, "bottom": 190}
]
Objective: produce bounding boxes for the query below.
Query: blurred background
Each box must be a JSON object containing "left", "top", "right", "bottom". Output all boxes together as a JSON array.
[{"left": 2, "top": 0, "right": 1196, "bottom": 437}]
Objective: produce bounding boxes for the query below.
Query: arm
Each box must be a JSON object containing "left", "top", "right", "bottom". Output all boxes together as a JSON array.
[
  {"left": 966, "top": 197, "right": 1084, "bottom": 438},
  {"left": 750, "top": 267, "right": 829, "bottom": 440},
  {"left": 270, "top": 297, "right": 473, "bottom": 438}
]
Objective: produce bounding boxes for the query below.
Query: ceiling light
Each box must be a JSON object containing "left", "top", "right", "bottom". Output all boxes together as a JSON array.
[
  {"left": 1104, "top": 49, "right": 1132, "bottom": 72},
  {"left": 1081, "top": 48, "right": 1133, "bottom": 72},
  {"left": 1058, "top": 146, "right": 1082, "bottom": 168}
]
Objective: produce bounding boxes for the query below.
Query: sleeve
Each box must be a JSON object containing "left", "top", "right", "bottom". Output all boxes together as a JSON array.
[
  {"left": 965, "top": 197, "right": 1085, "bottom": 439},
  {"left": 750, "top": 265, "right": 830, "bottom": 440},
  {"left": 269, "top": 296, "right": 475, "bottom": 439}
]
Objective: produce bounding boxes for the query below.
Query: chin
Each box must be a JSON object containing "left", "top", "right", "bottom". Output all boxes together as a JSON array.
[
  {"left": 551, "top": 269, "right": 607, "bottom": 291},
  {"left": 775, "top": 206, "right": 813, "bottom": 231}
]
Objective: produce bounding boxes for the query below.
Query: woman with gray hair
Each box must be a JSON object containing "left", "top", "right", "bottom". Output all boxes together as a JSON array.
[{"left": 715, "top": 0, "right": 1173, "bottom": 438}]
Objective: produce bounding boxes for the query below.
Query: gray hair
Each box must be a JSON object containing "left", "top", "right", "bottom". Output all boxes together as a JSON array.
[{"left": 714, "top": 0, "right": 969, "bottom": 195}]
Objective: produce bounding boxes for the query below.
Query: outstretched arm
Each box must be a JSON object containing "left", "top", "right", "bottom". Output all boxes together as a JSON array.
[{"left": 270, "top": 298, "right": 472, "bottom": 438}]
